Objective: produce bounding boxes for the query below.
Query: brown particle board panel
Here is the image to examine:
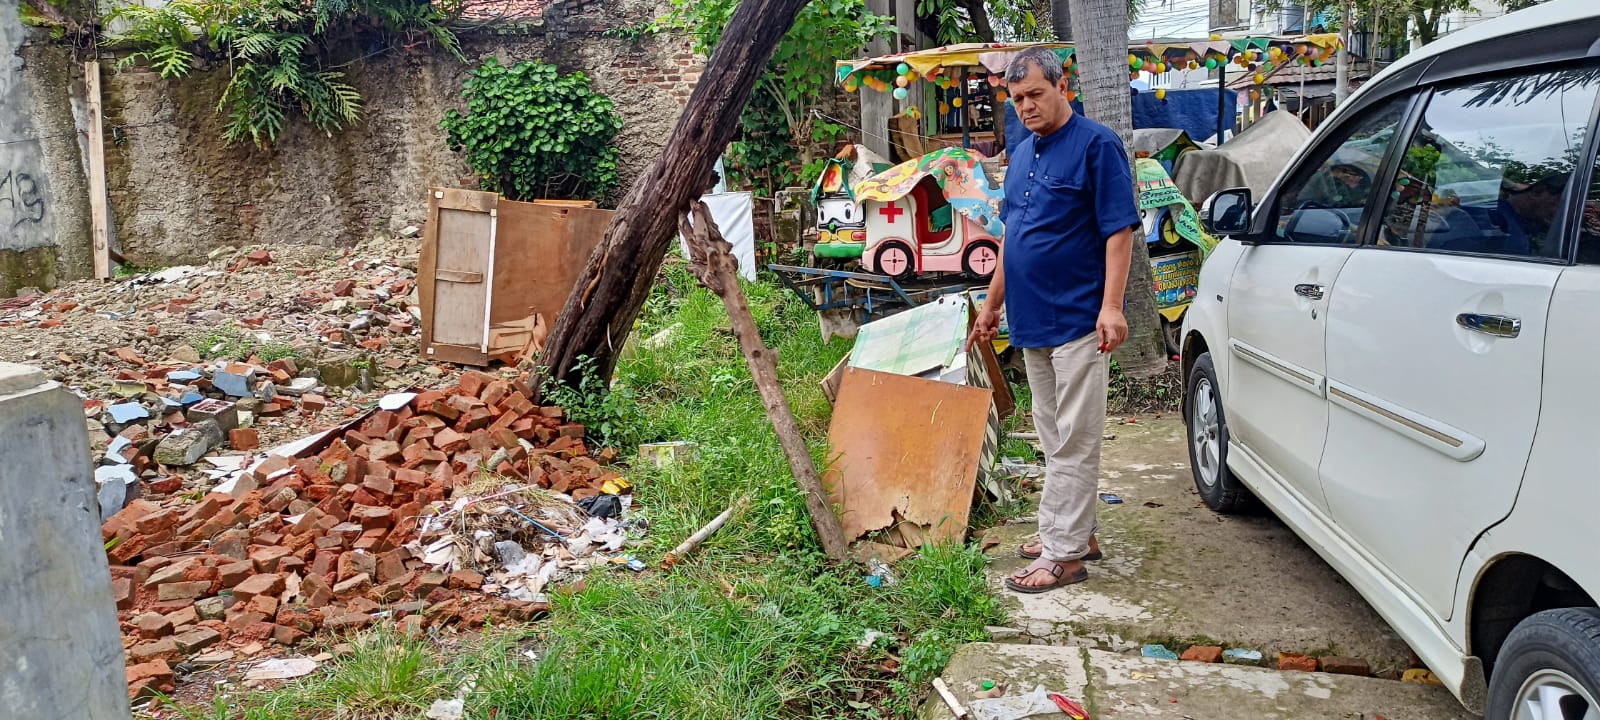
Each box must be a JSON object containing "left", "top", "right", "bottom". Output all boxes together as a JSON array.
[{"left": 824, "top": 366, "right": 992, "bottom": 546}]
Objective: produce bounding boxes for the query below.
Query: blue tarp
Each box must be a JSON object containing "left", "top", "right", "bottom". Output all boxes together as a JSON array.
[{"left": 1002, "top": 87, "right": 1237, "bottom": 149}]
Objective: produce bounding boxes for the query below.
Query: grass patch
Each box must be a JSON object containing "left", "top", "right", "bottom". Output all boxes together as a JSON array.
[
  {"left": 192, "top": 325, "right": 299, "bottom": 362},
  {"left": 172, "top": 258, "right": 1004, "bottom": 719}
]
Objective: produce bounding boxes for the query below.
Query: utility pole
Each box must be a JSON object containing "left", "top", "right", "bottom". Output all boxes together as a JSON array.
[{"left": 1334, "top": 0, "right": 1352, "bottom": 103}]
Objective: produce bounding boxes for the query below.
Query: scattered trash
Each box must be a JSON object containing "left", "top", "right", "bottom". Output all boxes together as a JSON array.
[
  {"left": 932, "top": 677, "right": 971, "bottom": 719},
  {"left": 243, "top": 657, "right": 319, "bottom": 682},
  {"left": 1142, "top": 501, "right": 1164, "bottom": 509},
  {"left": 865, "top": 558, "right": 898, "bottom": 588},
  {"left": 1048, "top": 693, "right": 1092, "bottom": 719},
  {"left": 638, "top": 440, "right": 699, "bottom": 468},
  {"left": 1141, "top": 644, "right": 1180, "bottom": 660},
  {"left": 969, "top": 686, "right": 1068, "bottom": 720},
  {"left": 1222, "top": 648, "right": 1263, "bottom": 665},
  {"left": 425, "top": 698, "right": 465, "bottom": 720},
  {"left": 974, "top": 680, "right": 1005, "bottom": 699},
  {"left": 858, "top": 629, "right": 887, "bottom": 650},
  {"left": 1098, "top": 493, "right": 1124, "bottom": 505},
  {"left": 1402, "top": 668, "right": 1444, "bottom": 686},
  {"left": 578, "top": 493, "right": 623, "bottom": 519}
]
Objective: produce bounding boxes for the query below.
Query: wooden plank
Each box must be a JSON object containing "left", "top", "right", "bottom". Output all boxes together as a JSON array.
[
  {"left": 823, "top": 366, "right": 990, "bottom": 546},
  {"left": 434, "top": 188, "right": 497, "bottom": 213},
  {"left": 418, "top": 189, "right": 444, "bottom": 361},
  {"left": 432, "top": 208, "right": 493, "bottom": 347},
  {"left": 434, "top": 269, "right": 483, "bottom": 283},
  {"left": 531, "top": 199, "right": 598, "bottom": 209},
  {"left": 425, "top": 343, "right": 490, "bottom": 366},
  {"left": 83, "top": 61, "right": 111, "bottom": 279}
]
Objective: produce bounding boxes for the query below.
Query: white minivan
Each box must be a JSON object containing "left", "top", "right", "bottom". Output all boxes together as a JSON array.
[{"left": 1180, "top": 0, "right": 1600, "bottom": 716}]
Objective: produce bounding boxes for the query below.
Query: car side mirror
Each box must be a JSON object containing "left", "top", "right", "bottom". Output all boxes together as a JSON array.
[{"left": 1202, "top": 188, "right": 1252, "bottom": 237}]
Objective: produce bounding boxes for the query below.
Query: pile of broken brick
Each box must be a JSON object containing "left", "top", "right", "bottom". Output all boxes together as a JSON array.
[
  {"left": 93, "top": 351, "right": 349, "bottom": 517},
  {"left": 109, "top": 369, "right": 635, "bottom": 701}
]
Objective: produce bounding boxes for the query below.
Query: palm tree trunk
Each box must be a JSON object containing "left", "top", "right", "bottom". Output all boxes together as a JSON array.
[{"left": 1060, "top": 0, "right": 1167, "bottom": 377}]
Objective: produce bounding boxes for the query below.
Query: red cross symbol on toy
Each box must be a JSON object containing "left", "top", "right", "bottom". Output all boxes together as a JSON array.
[{"left": 879, "top": 203, "right": 904, "bottom": 223}]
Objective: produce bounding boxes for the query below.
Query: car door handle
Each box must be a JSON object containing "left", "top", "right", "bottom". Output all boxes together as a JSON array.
[
  {"left": 1294, "top": 283, "right": 1324, "bottom": 300},
  {"left": 1457, "top": 313, "right": 1521, "bottom": 338}
]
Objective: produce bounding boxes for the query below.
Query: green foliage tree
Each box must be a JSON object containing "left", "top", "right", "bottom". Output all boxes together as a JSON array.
[
  {"left": 658, "top": 0, "right": 893, "bottom": 196},
  {"left": 440, "top": 58, "right": 623, "bottom": 203},
  {"left": 105, "top": 0, "right": 461, "bottom": 146}
]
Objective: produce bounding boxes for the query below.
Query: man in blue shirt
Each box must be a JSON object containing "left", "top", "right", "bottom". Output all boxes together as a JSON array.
[{"left": 967, "top": 46, "right": 1142, "bottom": 594}]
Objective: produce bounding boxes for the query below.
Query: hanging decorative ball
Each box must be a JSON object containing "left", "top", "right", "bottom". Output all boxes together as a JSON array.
[
  {"left": 908, "top": 106, "right": 921, "bottom": 119},
  {"left": 1156, "top": 62, "right": 1167, "bottom": 73},
  {"left": 1189, "top": 60, "right": 1200, "bottom": 70},
  {"left": 1254, "top": 72, "right": 1265, "bottom": 84},
  {"left": 906, "top": 71, "right": 919, "bottom": 82},
  {"left": 845, "top": 77, "right": 859, "bottom": 92},
  {"left": 893, "top": 87, "right": 908, "bottom": 100},
  {"left": 1210, "top": 33, "right": 1222, "bottom": 40},
  {"left": 987, "top": 74, "right": 1001, "bottom": 86},
  {"left": 896, "top": 62, "right": 910, "bottom": 75},
  {"left": 1066, "top": 89, "right": 1078, "bottom": 101},
  {"left": 1128, "top": 53, "right": 1139, "bottom": 67},
  {"left": 952, "top": 97, "right": 964, "bottom": 108},
  {"left": 1264, "top": 61, "right": 1275, "bottom": 72},
  {"left": 996, "top": 90, "right": 1008, "bottom": 102},
  {"left": 939, "top": 102, "right": 951, "bottom": 114},
  {"left": 1249, "top": 89, "right": 1260, "bottom": 101},
  {"left": 895, "top": 75, "right": 909, "bottom": 88},
  {"left": 1205, "top": 57, "right": 1218, "bottom": 70},
  {"left": 1130, "top": 72, "right": 1140, "bottom": 80},
  {"left": 1155, "top": 88, "right": 1167, "bottom": 100}
]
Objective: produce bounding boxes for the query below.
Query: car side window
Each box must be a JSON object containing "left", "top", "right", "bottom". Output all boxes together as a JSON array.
[
  {"left": 1273, "top": 97, "right": 1409, "bottom": 245},
  {"left": 1376, "top": 67, "right": 1600, "bottom": 259}
]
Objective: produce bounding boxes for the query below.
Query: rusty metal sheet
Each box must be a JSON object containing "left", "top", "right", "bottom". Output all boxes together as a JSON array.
[{"left": 824, "top": 366, "right": 992, "bottom": 546}]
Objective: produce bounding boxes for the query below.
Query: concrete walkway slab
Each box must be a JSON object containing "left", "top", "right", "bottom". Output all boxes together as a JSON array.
[
  {"left": 920, "top": 643, "right": 1473, "bottom": 720},
  {"left": 986, "top": 416, "right": 1419, "bottom": 674}
]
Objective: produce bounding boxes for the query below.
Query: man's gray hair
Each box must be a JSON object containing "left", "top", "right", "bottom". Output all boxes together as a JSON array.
[{"left": 1004, "top": 46, "right": 1065, "bottom": 85}]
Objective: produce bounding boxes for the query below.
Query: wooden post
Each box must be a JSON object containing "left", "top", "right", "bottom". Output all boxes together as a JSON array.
[
  {"left": 679, "top": 201, "right": 851, "bottom": 561},
  {"left": 83, "top": 60, "right": 111, "bottom": 280}
]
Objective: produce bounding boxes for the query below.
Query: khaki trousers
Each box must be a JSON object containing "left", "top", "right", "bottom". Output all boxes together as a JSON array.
[{"left": 1022, "top": 332, "right": 1107, "bottom": 562}]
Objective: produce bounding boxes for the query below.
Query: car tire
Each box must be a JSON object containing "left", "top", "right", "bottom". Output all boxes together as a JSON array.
[
  {"left": 1186, "top": 352, "right": 1252, "bottom": 513},
  {"left": 1487, "top": 608, "right": 1600, "bottom": 720},
  {"left": 873, "top": 241, "right": 916, "bottom": 281},
  {"left": 962, "top": 240, "right": 1000, "bottom": 279},
  {"left": 1161, "top": 317, "right": 1182, "bottom": 358}
]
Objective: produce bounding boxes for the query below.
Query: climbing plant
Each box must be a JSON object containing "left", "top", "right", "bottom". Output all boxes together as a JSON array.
[
  {"left": 441, "top": 58, "right": 623, "bottom": 203},
  {"left": 105, "top": 0, "right": 462, "bottom": 146}
]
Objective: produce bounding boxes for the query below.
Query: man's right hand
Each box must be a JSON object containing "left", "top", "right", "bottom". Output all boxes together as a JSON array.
[{"left": 965, "top": 306, "right": 1001, "bottom": 351}]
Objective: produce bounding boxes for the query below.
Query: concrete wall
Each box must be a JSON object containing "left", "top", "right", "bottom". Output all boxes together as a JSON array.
[
  {"left": 0, "top": 0, "right": 95, "bottom": 297},
  {"left": 0, "top": 363, "right": 129, "bottom": 719},
  {"left": 97, "top": 0, "right": 701, "bottom": 266}
]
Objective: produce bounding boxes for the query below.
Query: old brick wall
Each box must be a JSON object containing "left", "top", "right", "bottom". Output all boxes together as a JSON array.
[{"left": 96, "top": 0, "right": 703, "bottom": 266}]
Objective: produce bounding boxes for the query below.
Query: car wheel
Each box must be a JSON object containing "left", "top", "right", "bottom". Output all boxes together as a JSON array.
[
  {"left": 1488, "top": 608, "right": 1600, "bottom": 720},
  {"left": 873, "top": 241, "right": 915, "bottom": 281},
  {"left": 962, "top": 240, "right": 1000, "bottom": 279},
  {"left": 1161, "top": 317, "right": 1182, "bottom": 358},
  {"left": 1186, "top": 352, "right": 1251, "bottom": 513}
]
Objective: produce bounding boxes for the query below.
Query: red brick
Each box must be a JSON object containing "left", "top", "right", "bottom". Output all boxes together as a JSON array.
[
  {"left": 232, "top": 574, "right": 285, "bottom": 602},
  {"left": 376, "top": 550, "right": 408, "bottom": 584},
  {"left": 459, "top": 371, "right": 495, "bottom": 398},
  {"left": 481, "top": 380, "right": 511, "bottom": 408},
  {"left": 337, "top": 550, "right": 377, "bottom": 581},
  {"left": 246, "top": 594, "right": 279, "bottom": 617},
  {"left": 273, "top": 624, "right": 309, "bottom": 645},
  {"left": 248, "top": 249, "right": 273, "bottom": 265},
  {"left": 173, "top": 626, "right": 222, "bottom": 653},
  {"left": 158, "top": 581, "right": 212, "bottom": 601},
  {"left": 250, "top": 546, "right": 293, "bottom": 573},
  {"left": 125, "top": 660, "right": 175, "bottom": 699},
  {"left": 333, "top": 279, "right": 356, "bottom": 296},
  {"left": 1181, "top": 645, "right": 1224, "bottom": 663},
  {"left": 1278, "top": 653, "right": 1319, "bottom": 673},
  {"left": 363, "top": 473, "right": 395, "bottom": 497},
  {"left": 333, "top": 573, "right": 373, "bottom": 599},
  {"left": 229, "top": 427, "right": 260, "bottom": 450},
  {"left": 180, "top": 493, "right": 232, "bottom": 525},
  {"left": 301, "top": 574, "right": 336, "bottom": 608},
  {"left": 129, "top": 637, "right": 181, "bottom": 664},
  {"left": 367, "top": 439, "right": 402, "bottom": 463},
  {"left": 459, "top": 408, "right": 494, "bottom": 433},
  {"left": 165, "top": 605, "right": 199, "bottom": 630},
  {"left": 1320, "top": 656, "right": 1371, "bottom": 677},
  {"left": 412, "top": 390, "right": 447, "bottom": 411},
  {"left": 134, "top": 508, "right": 178, "bottom": 535},
  {"left": 134, "top": 612, "right": 175, "bottom": 639},
  {"left": 447, "top": 570, "right": 484, "bottom": 590},
  {"left": 538, "top": 406, "right": 565, "bottom": 419},
  {"left": 112, "top": 577, "right": 135, "bottom": 610},
  {"left": 433, "top": 428, "right": 467, "bottom": 453},
  {"left": 147, "top": 476, "right": 184, "bottom": 494},
  {"left": 353, "top": 506, "right": 394, "bottom": 529},
  {"left": 216, "top": 561, "right": 253, "bottom": 588}
]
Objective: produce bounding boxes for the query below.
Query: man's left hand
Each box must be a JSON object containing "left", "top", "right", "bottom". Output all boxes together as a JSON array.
[{"left": 1097, "top": 308, "right": 1128, "bottom": 353}]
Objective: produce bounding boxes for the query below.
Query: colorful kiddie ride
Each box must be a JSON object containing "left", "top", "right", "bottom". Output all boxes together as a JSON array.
[
  {"left": 812, "top": 158, "right": 869, "bottom": 261},
  {"left": 1135, "top": 157, "right": 1217, "bottom": 354},
  {"left": 853, "top": 147, "right": 1005, "bottom": 281}
]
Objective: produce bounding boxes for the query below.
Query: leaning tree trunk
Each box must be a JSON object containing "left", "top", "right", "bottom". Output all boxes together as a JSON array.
[
  {"left": 1055, "top": 0, "right": 1168, "bottom": 377},
  {"left": 538, "top": 0, "right": 814, "bottom": 391}
]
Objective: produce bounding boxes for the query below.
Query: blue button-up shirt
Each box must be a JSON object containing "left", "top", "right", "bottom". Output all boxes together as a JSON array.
[{"left": 1002, "top": 113, "right": 1141, "bottom": 349}]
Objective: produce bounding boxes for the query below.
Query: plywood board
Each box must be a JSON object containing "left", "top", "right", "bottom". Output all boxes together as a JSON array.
[
  {"left": 491, "top": 200, "right": 611, "bottom": 327},
  {"left": 84, "top": 61, "right": 111, "bottom": 279},
  {"left": 824, "top": 366, "right": 992, "bottom": 546},
  {"left": 431, "top": 207, "right": 493, "bottom": 347}
]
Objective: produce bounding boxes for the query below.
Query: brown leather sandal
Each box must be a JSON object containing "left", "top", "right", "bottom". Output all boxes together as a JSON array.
[
  {"left": 1003, "top": 559, "right": 1089, "bottom": 594},
  {"left": 1019, "top": 542, "right": 1102, "bottom": 562}
]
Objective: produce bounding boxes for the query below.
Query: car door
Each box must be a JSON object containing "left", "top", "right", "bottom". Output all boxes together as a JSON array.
[
  {"left": 1225, "top": 97, "right": 1413, "bottom": 515},
  {"left": 1319, "top": 65, "right": 1600, "bottom": 620}
]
